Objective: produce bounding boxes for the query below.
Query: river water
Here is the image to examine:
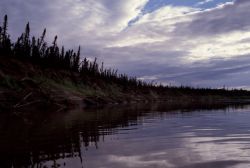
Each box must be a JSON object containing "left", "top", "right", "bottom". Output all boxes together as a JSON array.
[{"left": 1, "top": 103, "right": 250, "bottom": 168}]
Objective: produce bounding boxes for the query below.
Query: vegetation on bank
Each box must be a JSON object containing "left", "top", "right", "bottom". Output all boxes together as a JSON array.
[{"left": 1, "top": 15, "right": 250, "bottom": 112}]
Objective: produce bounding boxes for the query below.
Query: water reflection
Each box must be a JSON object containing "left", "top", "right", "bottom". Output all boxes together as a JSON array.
[{"left": 0, "top": 103, "right": 250, "bottom": 167}]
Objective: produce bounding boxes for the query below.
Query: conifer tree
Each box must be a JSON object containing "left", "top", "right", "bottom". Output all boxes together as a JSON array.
[
  {"left": 0, "top": 15, "right": 168, "bottom": 90},
  {"left": 38, "top": 28, "right": 46, "bottom": 48},
  {"left": 0, "top": 27, "right": 2, "bottom": 53},
  {"left": 3, "top": 15, "right": 8, "bottom": 40},
  {"left": 0, "top": 15, "right": 11, "bottom": 56},
  {"left": 23, "top": 23, "right": 31, "bottom": 57},
  {"left": 72, "top": 46, "right": 80, "bottom": 72}
]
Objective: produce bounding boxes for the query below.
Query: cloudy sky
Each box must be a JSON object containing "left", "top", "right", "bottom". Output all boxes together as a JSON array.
[{"left": 1, "top": 0, "right": 250, "bottom": 88}]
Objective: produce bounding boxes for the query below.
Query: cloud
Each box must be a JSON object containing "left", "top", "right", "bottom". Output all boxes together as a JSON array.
[
  {"left": 195, "top": 0, "right": 214, "bottom": 6},
  {"left": 174, "top": 1, "right": 249, "bottom": 37},
  {"left": 1, "top": 0, "right": 250, "bottom": 88},
  {"left": 0, "top": 0, "right": 149, "bottom": 45}
]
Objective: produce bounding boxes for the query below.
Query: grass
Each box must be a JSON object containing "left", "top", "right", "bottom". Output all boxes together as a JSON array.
[{"left": 0, "top": 74, "right": 20, "bottom": 90}]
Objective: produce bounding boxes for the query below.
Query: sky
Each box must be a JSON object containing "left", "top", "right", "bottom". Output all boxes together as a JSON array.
[{"left": 1, "top": 0, "right": 250, "bottom": 89}]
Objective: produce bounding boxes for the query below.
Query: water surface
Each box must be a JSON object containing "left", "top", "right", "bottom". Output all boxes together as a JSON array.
[{"left": 1, "top": 104, "right": 250, "bottom": 168}]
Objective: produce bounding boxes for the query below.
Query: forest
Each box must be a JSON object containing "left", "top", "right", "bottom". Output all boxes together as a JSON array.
[{"left": 1, "top": 14, "right": 250, "bottom": 111}]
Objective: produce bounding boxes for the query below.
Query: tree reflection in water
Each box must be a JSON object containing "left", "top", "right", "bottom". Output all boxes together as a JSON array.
[{"left": 0, "top": 103, "right": 248, "bottom": 168}]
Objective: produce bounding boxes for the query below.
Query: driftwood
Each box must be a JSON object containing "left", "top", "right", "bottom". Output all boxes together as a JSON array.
[
  {"left": 13, "top": 92, "right": 33, "bottom": 108},
  {"left": 14, "top": 100, "right": 42, "bottom": 108},
  {"left": 52, "top": 102, "right": 67, "bottom": 112}
]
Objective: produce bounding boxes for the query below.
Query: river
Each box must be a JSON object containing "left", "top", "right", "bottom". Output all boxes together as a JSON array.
[{"left": 1, "top": 103, "right": 250, "bottom": 168}]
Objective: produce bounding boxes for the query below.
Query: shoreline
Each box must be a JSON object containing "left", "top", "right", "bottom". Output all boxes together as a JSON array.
[{"left": 1, "top": 57, "right": 250, "bottom": 113}]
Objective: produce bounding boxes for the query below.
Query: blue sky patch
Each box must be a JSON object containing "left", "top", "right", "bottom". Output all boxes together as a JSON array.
[
  {"left": 127, "top": 0, "right": 234, "bottom": 27},
  {"left": 143, "top": 0, "right": 234, "bottom": 14}
]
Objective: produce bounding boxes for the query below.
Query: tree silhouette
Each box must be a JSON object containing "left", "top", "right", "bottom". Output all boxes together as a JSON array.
[
  {"left": 0, "top": 15, "right": 11, "bottom": 56},
  {"left": 0, "top": 14, "right": 250, "bottom": 98}
]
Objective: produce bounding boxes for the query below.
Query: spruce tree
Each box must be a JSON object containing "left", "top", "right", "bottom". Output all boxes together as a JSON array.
[{"left": 3, "top": 15, "right": 7, "bottom": 40}]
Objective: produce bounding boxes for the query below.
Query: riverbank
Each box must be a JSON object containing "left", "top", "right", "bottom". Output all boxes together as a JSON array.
[
  {"left": 1, "top": 57, "right": 250, "bottom": 113},
  {"left": 1, "top": 15, "right": 250, "bottom": 113}
]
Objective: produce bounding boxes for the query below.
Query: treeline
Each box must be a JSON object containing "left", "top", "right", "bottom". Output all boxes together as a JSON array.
[
  {"left": 0, "top": 15, "right": 148, "bottom": 88},
  {"left": 0, "top": 15, "right": 249, "bottom": 96}
]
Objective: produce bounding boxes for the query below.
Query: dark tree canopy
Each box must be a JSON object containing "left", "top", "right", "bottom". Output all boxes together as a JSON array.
[{"left": 0, "top": 15, "right": 249, "bottom": 96}]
